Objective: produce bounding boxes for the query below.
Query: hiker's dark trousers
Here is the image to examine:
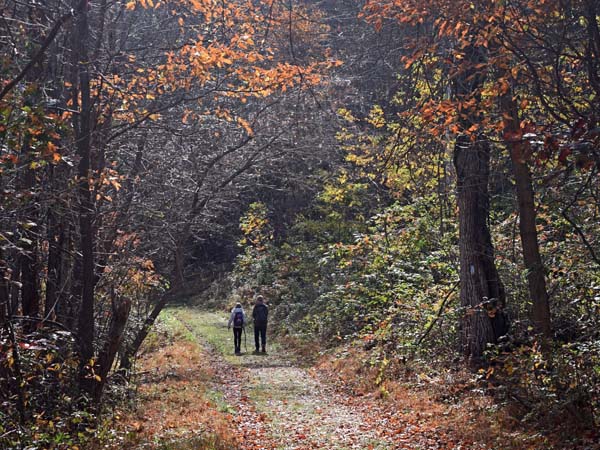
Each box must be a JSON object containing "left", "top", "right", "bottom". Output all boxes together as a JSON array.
[
  {"left": 233, "top": 327, "right": 243, "bottom": 353},
  {"left": 254, "top": 324, "right": 267, "bottom": 351}
]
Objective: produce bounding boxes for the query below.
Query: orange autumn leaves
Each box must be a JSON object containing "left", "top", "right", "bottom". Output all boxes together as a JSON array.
[
  {"left": 361, "top": 0, "right": 564, "bottom": 143},
  {"left": 113, "top": 0, "right": 335, "bottom": 134}
]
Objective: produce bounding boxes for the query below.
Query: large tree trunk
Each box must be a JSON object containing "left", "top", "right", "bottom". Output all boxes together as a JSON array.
[
  {"left": 454, "top": 136, "right": 507, "bottom": 362},
  {"left": 453, "top": 44, "right": 507, "bottom": 363}
]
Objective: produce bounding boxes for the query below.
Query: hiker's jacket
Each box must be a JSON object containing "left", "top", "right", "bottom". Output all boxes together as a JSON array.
[
  {"left": 252, "top": 303, "right": 269, "bottom": 327},
  {"left": 228, "top": 307, "right": 246, "bottom": 328}
]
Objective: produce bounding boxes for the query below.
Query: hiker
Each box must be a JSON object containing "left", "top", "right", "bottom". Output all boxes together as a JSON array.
[
  {"left": 227, "top": 302, "right": 246, "bottom": 355},
  {"left": 252, "top": 295, "right": 269, "bottom": 354}
]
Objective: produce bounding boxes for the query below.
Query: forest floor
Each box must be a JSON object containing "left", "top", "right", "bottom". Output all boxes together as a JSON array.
[{"left": 105, "top": 306, "right": 583, "bottom": 450}]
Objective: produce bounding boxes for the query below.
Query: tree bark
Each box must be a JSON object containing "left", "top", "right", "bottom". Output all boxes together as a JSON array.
[
  {"left": 94, "top": 294, "right": 131, "bottom": 400},
  {"left": 72, "top": 0, "right": 96, "bottom": 393},
  {"left": 453, "top": 44, "right": 507, "bottom": 363},
  {"left": 501, "top": 95, "right": 552, "bottom": 340},
  {"left": 454, "top": 135, "right": 507, "bottom": 363}
]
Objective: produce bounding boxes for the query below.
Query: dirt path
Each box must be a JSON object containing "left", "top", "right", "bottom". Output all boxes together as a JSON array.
[
  {"left": 171, "top": 308, "right": 396, "bottom": 450},
  {"left": 115, "top": 307, "right": 582, "bottom": 450}
]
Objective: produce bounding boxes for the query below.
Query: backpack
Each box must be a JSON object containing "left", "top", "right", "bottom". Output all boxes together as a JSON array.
[
  {"left": 254, "top": 304, "right": 268, "bottom": 326},
  {"left": 233, "top": 311, "right": 244, "bottom": 328}
]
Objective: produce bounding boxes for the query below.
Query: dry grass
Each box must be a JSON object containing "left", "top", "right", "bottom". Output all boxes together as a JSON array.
[
  {"left": 107, "top": 317, "right": 238, "bottom": 449},
  {"left": 315, "top": 344, "right": 562, "bottom": 450}
]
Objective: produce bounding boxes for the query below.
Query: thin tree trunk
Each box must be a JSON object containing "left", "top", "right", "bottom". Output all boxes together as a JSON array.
[
  {"left": 98, "top": 134, "right": 145, "bottom": 271},
  {"left": 72, "top": 0, "right": 96, "bottom": 393},
  {"left": 45, "top": 200, "right": 62, "bottom": 321},
  {"left": 501, "top": 94, "right": 552, "bottom": 340},
  {"left": 119, "top": 293, "right": 169, "bottom": 373},
  {"left": 19, "top": 151, "right": 41, "bottom": 331},
  {"left": 0, "top": 251, "right": 9, "bottom": 324},
  {"left": 94, "top": 294, "right": 131, "bottom": 400}
]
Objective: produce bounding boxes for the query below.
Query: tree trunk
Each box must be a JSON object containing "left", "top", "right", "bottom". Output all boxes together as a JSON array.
[
  {"left": 0, "top": 251, "right": 9, "bottom": 324},
  {"left": 62, "top": 223, "right": 79, "bottom": 330},
  {"left": 19, "top": 155, "right": 41, "bottom": 331},
  {"left": 45, "top": 201, "right": 62, "bottom": 321},
  {"left": 94, "top": 294, "right": 131, "bottom": 400},
  {"left": 119, "top": 293, "right": 169, "bottom": 373},
  {"left": 454, "top": 135, "right": 507, "bottom": 363},
  {"left": 501, "top": 94, "right": 552, "bottom": 340},
  {"left": 512, "top": 159, "right": 551, "bottom": 338},
  {"left": 453, "top": 44, "right": 507, "bottom": 363},
  {"left": 72, "top": 0, "right": 96, "bottom": 393}
]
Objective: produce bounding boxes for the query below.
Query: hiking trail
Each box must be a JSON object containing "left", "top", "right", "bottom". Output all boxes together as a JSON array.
[{"left": 121, "top": 306, "right": 480, "bottom": 449}]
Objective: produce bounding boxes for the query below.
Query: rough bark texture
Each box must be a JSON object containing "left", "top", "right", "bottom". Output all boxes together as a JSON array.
[
  {"left": 454, "top": 135, "right": 507, "bottom": 362},
  {"left": 453, "top": 44, "right": 507, "bottom": 363}
]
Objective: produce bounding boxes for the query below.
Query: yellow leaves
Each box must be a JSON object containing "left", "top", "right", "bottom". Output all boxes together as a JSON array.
[
  {"left": 178, "top": 17, "right": 184, "bottom": 26},
  {"left": 141, "top": 259, "right": 154, "bottom": 270},
  {"left": 367, "top": 105, "right": 386, "bottom": 128},
  {"left": 126, "top": 0, "right": 136, "bottom": 9},
  {"left": 110, "top": 178, "right": 122, "bottom": 191},
  {"left": 337, "top": 108, "right": 357, "bottom": 123}
]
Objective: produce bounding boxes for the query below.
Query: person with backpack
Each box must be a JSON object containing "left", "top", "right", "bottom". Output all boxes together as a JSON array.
[
  {"left": 252, "top": 295, "right": 269, "bottom": 354},
  {"left": 227, "top": 303, "right": 246, "bottom": 355}
]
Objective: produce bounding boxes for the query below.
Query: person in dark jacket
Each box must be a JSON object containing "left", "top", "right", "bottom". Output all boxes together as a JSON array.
[
  {"left": 227, "top": 303, "right": 246, "bottom": 355},
  {"left": 252, "top": 296, "right": 269, "bottom": 354}
]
